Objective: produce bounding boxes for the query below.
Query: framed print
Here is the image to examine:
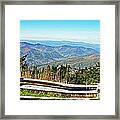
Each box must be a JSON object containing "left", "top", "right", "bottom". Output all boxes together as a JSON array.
[{"left": 0, "top": 0, "right": 119, "bottom": 119}]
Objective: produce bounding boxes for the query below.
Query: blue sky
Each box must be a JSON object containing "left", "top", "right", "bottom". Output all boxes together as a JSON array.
[{"left": 20, "top": 20, "right": 100, "bottom": 44}]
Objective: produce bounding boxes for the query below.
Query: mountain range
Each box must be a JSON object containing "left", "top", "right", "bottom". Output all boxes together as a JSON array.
[
  {"left": 21, "top": 39, "right": 100, "bottom": 52},
  {"left": 20, "top": 40, "right": 100, "bottom": 68}
]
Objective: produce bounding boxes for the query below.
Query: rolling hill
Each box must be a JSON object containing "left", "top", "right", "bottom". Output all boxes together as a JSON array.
[{"left": 20, "top": 41, "right": 100, "bottom": 68}]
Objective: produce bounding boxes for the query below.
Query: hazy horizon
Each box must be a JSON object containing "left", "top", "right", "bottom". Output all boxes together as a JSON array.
[
  {"left": 20, "top": 39, "right": 100, "bottom": 45},
  {"left": 20, "top": 20, "right": 100, "bottom": 44}
]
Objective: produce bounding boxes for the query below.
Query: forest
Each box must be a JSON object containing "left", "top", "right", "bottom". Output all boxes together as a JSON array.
[{"left": 20, "top": 54, "right": 100, "bottom": 85}]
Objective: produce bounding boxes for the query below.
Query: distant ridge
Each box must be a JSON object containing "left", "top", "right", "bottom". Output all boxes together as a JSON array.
[
  {"left": 20, "top": 39, "right": 100, "bottom": 52},
  {"left": 20, "top": 41, "right": 100, "bottom": 67}
]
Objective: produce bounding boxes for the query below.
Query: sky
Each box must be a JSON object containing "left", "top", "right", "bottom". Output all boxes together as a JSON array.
[{"left": 20, "top": 20, "right": 100, "bottom": 44}]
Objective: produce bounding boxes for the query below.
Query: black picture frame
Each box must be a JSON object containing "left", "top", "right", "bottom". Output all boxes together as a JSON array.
[{"left": 0, "top": 0, "right": 119, "bottom": 119}]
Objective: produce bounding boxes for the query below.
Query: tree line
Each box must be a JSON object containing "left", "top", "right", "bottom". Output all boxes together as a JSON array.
[{"left": 20, "top": 54, "right": 100, "bottom": 85}]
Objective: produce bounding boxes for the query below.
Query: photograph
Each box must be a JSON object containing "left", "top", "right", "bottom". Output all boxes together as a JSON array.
[
  {"left": 20, "top": 20, "right": 100, "bottom": 100},
  {"left": 2, "top": 1, "right": 117, "bottom": 118}
]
